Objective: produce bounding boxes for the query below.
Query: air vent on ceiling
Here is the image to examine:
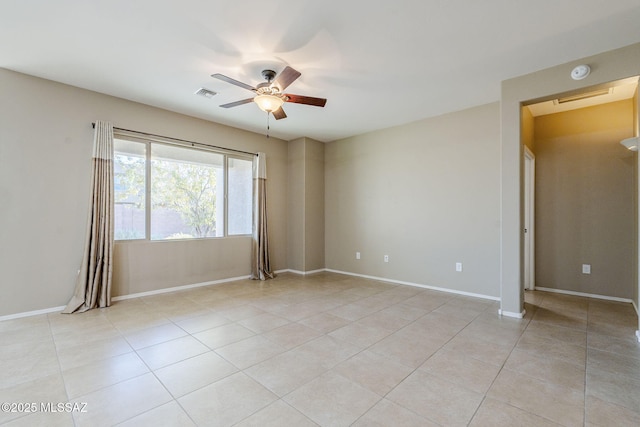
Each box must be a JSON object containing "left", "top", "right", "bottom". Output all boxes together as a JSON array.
[
  {"left": 195, "top": 88, "right": 217, "bottom": 99},
  {"left": 554, "top": 88, "right": 612, "bottom": 104}
]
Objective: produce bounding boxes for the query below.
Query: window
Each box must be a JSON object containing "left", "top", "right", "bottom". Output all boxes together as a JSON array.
[
  {"left": 151, "top": 144, "right": 224, "bottom": 239},
  {"left": 114, "top": 139, "right": 146, "bottom": 240},
  {"left": 227, "top": 157, "right": 253, "bottom": 235},
  {"left": 114, "top": 136, "right": 253, "bottom": 241}
]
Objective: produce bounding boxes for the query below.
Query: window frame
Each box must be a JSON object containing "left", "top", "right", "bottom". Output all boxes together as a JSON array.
[
  {"left": 113, "top": 132, "right": 254, "bottom": 242},
  {"left": 225, "top": 154, "right": 255, "bottom": 237}
]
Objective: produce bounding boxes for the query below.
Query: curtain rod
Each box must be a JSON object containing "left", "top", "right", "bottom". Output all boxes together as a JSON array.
[{"left": 91, "top": 123, "right": 257, "bottom": 157}]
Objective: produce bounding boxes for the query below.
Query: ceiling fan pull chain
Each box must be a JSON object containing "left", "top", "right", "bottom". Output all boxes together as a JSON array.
[{"left": 266, "top": 111, "right": 270, "bottom": 139}]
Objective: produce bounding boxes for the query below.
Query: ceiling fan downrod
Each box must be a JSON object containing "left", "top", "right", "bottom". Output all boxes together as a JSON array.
[{"left": 261, "top": 69, "right": 276, "bottom": 83}]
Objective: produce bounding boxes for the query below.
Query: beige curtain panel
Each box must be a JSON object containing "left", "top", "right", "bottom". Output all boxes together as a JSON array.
[
  {"left": 251, "top": 152, "right": 275, "bottom": 280},
  {"left": 63, "top": 121, "right": 114, "bottom": 313}
]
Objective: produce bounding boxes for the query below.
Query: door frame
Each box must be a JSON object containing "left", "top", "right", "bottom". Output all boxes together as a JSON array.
[{"left": 524, "top": 146, "right": 535, "bottom": 291}]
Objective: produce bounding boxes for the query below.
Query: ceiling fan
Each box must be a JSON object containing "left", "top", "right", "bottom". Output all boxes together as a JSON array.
[{"left": 211, "top": 66, "right": 327, "bottom": 120}]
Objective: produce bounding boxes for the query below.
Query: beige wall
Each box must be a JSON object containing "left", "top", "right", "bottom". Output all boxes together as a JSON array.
[
  {"left": 0, "top": 68, "right": 288, "bottom": 317},
  {"left": 501, "top": 42, "right": 640, "bottom": 316},
  {"left": 287, "top": 137, "right": 325, "bottom": 272},
  {"left": 535, "top": 100, "right": 635, "bottom": 298},
  {"left": 287, "top": 138, "right": 305, "bottom": 271},
  {"left": 304, "top": 138, "right": 325, "bottom": 271},
  {"left": 325, "top": 103, "right": 501, "bottom": 298},
  {"left": 112, "top": 238, "right": 252, "bottom": 296}
]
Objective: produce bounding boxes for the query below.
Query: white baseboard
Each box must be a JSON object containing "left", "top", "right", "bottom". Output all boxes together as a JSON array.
[
  {"left": 285, "top": 269, "right": 326, "bottom": 276},
  {"left": 0, "top": 305, "right": 67, "bottom": 322},
  {"left": 498, "top": 308, "right": 526, "bottom": 319},
  {"left": 112, "top": 275, "right": 251, "bottom": 301},
  {"left": 325, "top": 268, "right": 500, "bottom": 301},
  {"left": 534, "top": 286, "right": 635, "bottom": 304}
]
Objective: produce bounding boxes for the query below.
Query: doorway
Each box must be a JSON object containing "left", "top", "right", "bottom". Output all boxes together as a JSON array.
[{"left": 522, "top": 78, "right": 638, "bottom": 303}]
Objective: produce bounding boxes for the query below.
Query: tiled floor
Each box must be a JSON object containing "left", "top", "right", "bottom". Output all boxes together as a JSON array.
[{"left": 1, "top": 272, "right": 639, "bottom": 426}]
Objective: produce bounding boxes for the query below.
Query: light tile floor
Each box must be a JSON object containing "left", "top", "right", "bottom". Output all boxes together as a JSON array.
[{"left": 1, "top": 272, "right": 639, "bottom": 426}]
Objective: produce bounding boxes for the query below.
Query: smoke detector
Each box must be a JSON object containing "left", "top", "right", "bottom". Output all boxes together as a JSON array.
[{"left": 570, "top": 65, "right": 591, "bottom": 81}]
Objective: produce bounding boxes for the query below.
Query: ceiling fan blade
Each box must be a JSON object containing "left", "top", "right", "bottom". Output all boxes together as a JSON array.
[
  {"left": 219, "top": 98, "right": 254, "bottom": 108},
  {"left": 211, "top": 73, "right": 256, "bottom": 92},
  {"left": 285, "top": 94, "right": 327, "bottom": 107},
  {"left": 272, "top": 107, "right": 287, "bottom": 120},
  {"left": 272, "top": 66, "right": 301, "bottom": 91}
]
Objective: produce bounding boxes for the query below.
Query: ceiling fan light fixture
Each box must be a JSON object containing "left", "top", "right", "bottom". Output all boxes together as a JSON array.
[
  {"left": 254, "top": 94, "right": 284, "bottom": 112},
  {"left": 621, "top": 136, "right": 639, "bottom": 151}
]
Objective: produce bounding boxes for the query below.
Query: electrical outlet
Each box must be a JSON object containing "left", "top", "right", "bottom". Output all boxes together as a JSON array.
[
  {"left": 456, "top": 262, "right": 463, "bottom": 272},
  {"left": 582, "top": 264, "right": 591, "bottom": 274},
  {"left": 356, "top": 252, "right": 361, "bottom": 260},
  {"left": 384, "top": 255, "right": 389, "bottom": 263}
]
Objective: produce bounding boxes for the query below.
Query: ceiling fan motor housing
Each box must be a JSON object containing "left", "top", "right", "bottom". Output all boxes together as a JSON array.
[{"left": 261, "top": 69, "right": 277, "bottom": 82}]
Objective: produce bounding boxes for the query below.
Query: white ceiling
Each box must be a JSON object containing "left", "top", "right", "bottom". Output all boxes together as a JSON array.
[{"left": 2, "top": 1, "right": 640, "bottom": 142}]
